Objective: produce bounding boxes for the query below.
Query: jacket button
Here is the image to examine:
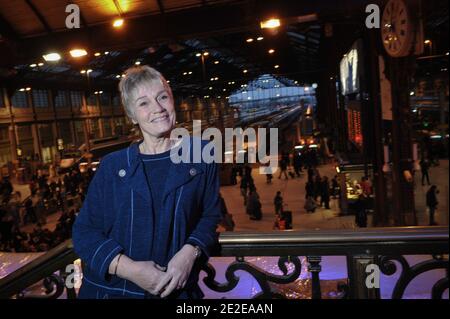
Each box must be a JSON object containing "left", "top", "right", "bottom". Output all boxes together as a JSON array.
[
  {"left": 189, "top": 168, "right": 197, "bottom": 176},
  {"left": 118, "top": 169, "right": 126, "bottom": 177}
]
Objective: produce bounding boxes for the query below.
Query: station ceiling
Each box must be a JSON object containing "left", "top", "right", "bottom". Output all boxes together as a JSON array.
[{"left": 0, "top": 0, "right": 447, "bottom": 97}]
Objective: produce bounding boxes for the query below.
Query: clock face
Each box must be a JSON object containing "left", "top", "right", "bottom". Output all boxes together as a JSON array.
[{"left": 381, "top": 0, "right": 414, "bottom": 57}]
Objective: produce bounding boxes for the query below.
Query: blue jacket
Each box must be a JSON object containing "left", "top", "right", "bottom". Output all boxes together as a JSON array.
[{"left": 72, "top": 138, "right": 222, "bottom": 299}]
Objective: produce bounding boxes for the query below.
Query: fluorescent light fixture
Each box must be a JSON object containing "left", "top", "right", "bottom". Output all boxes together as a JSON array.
[
  {"left": 238, "top": 150, "right": 247, "bottom": 153},
  {"left": 38, "top": 62, "right": 44, "bottom": 66},
  {"left": 87, "top": 69, "right": 93, "bottom": 73},
  {"left": 135, "top": 61, "right": 141, "bottom": 65},
  {"left": 19, "top": 88, "right": 25, "bottom": 92},
  {"left": 43, "top": 53, "right": 61, "bottom": 62},
  {"left": 257, "top": 36, "right": 264, "bottom": 41},
  {"left": 295, "top": 145, "right": 304, "bottom": 150},
  {"left": 70, "top": 49, "right": 88, "bottom": 58},
  {"left": 309, "top": 144, "right": 318, "bottom": 148},
  {"left": 246, "top": 38, "right": 254, "bottom": 43},
  {"left": 224, "top": 151, "right": 234, "bottom": 155},
  {"left": 430, "top": 135, "right": 442, "bottom": 139},
  {"left": 260, "top": 18, "right": 281, "bottom": 29},
  {"left": 30, "top": 63, "right": 37, "bottom": 68}
]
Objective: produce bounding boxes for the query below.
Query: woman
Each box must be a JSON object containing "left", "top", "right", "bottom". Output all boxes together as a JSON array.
[{"left": 72, "top": 65, "right": 222, "bottom": 299}]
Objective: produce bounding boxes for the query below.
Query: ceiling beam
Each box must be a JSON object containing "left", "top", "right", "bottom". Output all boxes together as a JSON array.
[
  {"left": 157, "top": 0, "right": 165, "bottom": 14},
  {"left": 0, "top": 13, "right": 19, "bottom": 41},
  {"left": 12, "top": 0, "right": 331, "bottom": 64},
  {"left": 24, "top": 0, "right": 52, "bottom": 34}
]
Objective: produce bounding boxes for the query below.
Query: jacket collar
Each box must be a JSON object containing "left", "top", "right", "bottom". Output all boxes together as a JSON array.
[{"left": 121, "top": 137, "right": 204, "bottom": 199}]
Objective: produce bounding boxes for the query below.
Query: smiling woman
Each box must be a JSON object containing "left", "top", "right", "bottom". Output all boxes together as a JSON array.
[{"left": 72, "top": 65, "right": 222, "bottom": 299}]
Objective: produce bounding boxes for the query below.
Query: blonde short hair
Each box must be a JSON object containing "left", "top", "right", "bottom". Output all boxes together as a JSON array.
[{"left": 118, "top": 65, "right": 171, "bottom": 120}]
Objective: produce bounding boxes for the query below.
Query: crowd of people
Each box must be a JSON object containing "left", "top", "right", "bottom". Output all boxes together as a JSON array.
[{"left": 0, "top": 167, "right": 94, "bottom": 252}]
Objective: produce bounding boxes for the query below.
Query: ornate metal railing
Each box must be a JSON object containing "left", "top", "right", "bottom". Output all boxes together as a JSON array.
[{"left": 0, "top": 226, "right": 448, "bottom": 299}]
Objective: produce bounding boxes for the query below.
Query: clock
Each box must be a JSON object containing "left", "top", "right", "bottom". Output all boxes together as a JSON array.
[{"left": 381, "top": 0, "right": 415, "bottom": 57}]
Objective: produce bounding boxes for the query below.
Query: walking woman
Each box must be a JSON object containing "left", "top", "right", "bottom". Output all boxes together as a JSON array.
[{"left": 73, "top": 65, "right": 221, "bottom": 299}]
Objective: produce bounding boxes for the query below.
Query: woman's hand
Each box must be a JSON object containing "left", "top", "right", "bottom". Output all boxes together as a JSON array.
[
  {"left": 113, "top": 255, "right": 167, "bottom": 295},
  {"left": 157, "top": 244, "right": 197, "bottom": 298}
]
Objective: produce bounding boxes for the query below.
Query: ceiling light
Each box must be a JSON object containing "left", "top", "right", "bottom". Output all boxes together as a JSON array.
[
  {"left": 246, "top": 38, "right": 254, "bottom": 43},
  {"left": 268, "top": 49, "right": 275, "bottom": 54},
  {"left": 113, "top": 18, "right": 124, "bottom": 28},
  {"left": 70, "top": 49, "right": 88, "bottom": 58},
  {"left": 214, "top": 60, "right": 219, "bottom": 64},
  {"left": 188, "top": 71, "right": 193, "bottom": 75},
  {"left": 80, "top": 70, "right": 86, "bottom": 74},
  {"left": 38, "top": 63, "right": 44, "bottom": 66},
  {"left": 94, "top": 52, "right": 101, "bottom": 57},
  {"left": 209, "top": 87, "right": 213, "bottom": 90},
  {"left": 26, "top": 87, "right": 31, "bottom": 91},
  {"left": 274, "top": 65, "right": 280, "bottom": 69},
  {"left": 260, "top": 18, "right": 281, "bottom": 29},
  {"left": 257, "top": 36, "right": 264, "bottom": 41},
  {"left": 104, "top": 51, "right": 110, "bottom": 55},
  {"left": 243, "top": 69, "right": 248, "bottom": 73},
  {"left": 87, "top": 69, "right": 93, "bottom": 73},
  {"left": 30, "top": 64, "right": 37, "bottom": 68},
  {"left": 43, "top": 53, "right": 61, "bottom": 62},
  {"left": 19, "top": 88, "right": 25, "bottom": 92},
  {"left": 424, "top": 39, "right": 431, "bottom": 44},
  {"left": 135, "top": 61, "right": 141, "bottom": 65},
  {"left": 196, "top": 53, "right": 201, "bottom": 57},
  {"left": 116, "top": 74, "right": 121, "bottom": 78},
  {"left": 203, "top": 52, "right": 209, "bottom": 56},
  {"left": 183, "top": 72, "right": 188, "bottom": 75},
  {"left": 214, "top": 77, "right": 219, "bottom": 80}
]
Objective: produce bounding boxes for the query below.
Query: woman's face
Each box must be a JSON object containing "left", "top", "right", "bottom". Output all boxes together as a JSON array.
[{"left": 131, "top": 80, "right": 176, "bottom": 138}]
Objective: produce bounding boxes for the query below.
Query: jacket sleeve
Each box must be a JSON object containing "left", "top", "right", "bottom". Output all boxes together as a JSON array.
[
  {"left": 186, "top": 161, "right": 222, "bottom": 258},
  {"left": 72, "top": 160, "right": 124, "bottom": 281}
]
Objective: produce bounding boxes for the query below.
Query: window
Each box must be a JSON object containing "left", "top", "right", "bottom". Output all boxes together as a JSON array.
[
  {"left": 112, "top": 95, "right": 121, "bottom": 107},
  {"left": 70, "top": 91, "right": 83, "bottom": 108},
  {"left": 32, "top": 89, "right": 49, "bottom": 107},
  {"left": 11, "top": 90, "right": 28, "bottom": 108},
  {"left": 100, "top": 92, "right": 110, "bottom": 107},
  {"left": 55, "top": 91, "right": 68, "bottom": 107},
  {"left": 87, "top": 94, "right": 97, "bottom": 107}
]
